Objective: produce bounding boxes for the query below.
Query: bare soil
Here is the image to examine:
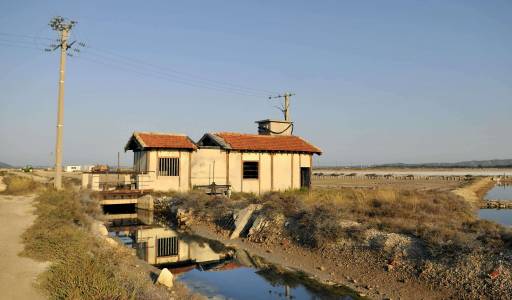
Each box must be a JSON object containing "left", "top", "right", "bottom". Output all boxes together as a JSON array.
[{"left": 0, "top": 194, "right": 49, "bottom": 300}]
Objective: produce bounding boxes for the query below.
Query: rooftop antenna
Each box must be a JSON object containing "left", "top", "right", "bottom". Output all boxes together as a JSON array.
[{"left": 268, "top": 92, "right": 295, "bottom": 121}]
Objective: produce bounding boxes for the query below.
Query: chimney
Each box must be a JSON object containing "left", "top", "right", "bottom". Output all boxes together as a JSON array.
[{"left": 256, "top": 119, "right": 293, "bottom": 136}]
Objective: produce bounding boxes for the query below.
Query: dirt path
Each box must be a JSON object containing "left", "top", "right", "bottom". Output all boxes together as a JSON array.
[{"left": 0, "top": 194, "right": 48, "bottom": 300}]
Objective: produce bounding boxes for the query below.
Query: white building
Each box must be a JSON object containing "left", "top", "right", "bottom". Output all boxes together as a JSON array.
[{"left": 64, "top": 165, "right": 82, "bottom": 172}]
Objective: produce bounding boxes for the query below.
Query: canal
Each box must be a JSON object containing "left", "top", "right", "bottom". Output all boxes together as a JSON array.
[
  {"left": 479, "top": 184, "right": 512, "bottom": 227},
  {"left": 103, "top": 205, "right": 361, "bottom": 300}
]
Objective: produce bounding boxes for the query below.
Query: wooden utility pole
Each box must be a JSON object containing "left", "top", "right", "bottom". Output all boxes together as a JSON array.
[
  {"left": 48, "top": 17, "right": 76, "bottom": 190},
  {"left": 269, "top": 92, "right": 295, "bottom": 121}
]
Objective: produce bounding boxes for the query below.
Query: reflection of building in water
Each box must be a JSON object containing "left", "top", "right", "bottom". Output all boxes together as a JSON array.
[
  {"left": 136, "top": 226, "right": 226, "bottom": 265},
  {"left": 106, "top": 209, "right": 228, "bottom": 266}
]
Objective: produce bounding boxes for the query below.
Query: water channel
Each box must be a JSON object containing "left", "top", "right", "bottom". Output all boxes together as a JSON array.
[
  {"left": 103, "top": 205, "right": 360, "bottom": 300},
  {"left": 479, "top": 184, "right": 512, "bottom": 227}
]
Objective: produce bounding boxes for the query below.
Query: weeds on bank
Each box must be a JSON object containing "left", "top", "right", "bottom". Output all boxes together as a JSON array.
[
  {"left": 160, "top": 188, "right": 512, "bottom": 253},
  {"left": 22, "top": 189, "right": 169, "bottom": 300},
  {"left": 1, "top": 175, "right": 45, "bottom": 195}
]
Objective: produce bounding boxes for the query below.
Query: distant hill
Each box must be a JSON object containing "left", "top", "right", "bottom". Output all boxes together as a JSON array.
[
  {"left": 376, "top": 159, "right": 512, "bottom": 169},
  {"left": 0, "top": 161, "right": 12, "bottom": 168}
]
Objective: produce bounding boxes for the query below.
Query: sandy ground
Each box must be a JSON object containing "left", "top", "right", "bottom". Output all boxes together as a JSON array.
[{"left": 0, "top": 194, "right": 48, "bottom": 300}]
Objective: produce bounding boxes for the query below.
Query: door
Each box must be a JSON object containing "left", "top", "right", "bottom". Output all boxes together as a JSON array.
[{"left": 300, "top": 167, "right": 311, "bottom": 189}]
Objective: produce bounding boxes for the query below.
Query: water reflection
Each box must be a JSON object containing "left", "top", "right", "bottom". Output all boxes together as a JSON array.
[
  {"left": 104, "top": 206, "right": 359, "bottom": 300},
  {"left": 106, "top": 208, "right": 228, "bottom": 265}
]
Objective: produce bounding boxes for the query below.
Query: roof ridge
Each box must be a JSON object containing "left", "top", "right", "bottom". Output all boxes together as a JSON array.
[
  {"left": 215, "top": 132, "right": 286, "bottom": 138},
  {"left": 135, "top": 131, "right": 189, "bottom": 137}
]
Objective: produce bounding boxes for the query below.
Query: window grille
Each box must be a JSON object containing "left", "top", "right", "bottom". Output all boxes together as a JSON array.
[
  {"left": 157, "top": 237, "right": 178, "bottom": 257},
  {"left": 158, "top": 157, "right": 179, "bottom": 176}
]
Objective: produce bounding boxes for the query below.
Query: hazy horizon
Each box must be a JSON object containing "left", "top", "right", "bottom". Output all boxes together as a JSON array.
[{"left": 1, "top": 1, "right": 511, "bottom": 167}]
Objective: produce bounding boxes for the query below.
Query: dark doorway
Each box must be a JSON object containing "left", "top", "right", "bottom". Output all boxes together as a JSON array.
[{"left": 300, "top": 167, "right": 311, "bottom": 189}]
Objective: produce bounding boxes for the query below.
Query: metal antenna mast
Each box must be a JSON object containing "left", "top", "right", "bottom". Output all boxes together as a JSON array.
[
  {"left": 268, "top": 92, "right": 295, "bottom": 121},
  {"left": 48, "top": 16, "right": 76, "bottom": 190}
]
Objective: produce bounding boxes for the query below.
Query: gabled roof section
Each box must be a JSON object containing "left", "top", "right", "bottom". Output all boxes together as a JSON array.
[
  {"left": 209, "top": 132, "right": 322, "bottom": 155},
  {"left": 197, "top": 133, "right": 232, "bottom": 149},
  {"left": 125, "top": 132, "right": 197, "bottom": 151}
]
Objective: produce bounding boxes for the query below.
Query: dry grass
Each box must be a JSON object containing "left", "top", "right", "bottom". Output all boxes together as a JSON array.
[
  {"left": 22, "top": 189, "right": 171, "bottom": 300},
  {"left": 1, "top": 175, "right": 45, "bottom": 195},
  {"left": 160, "top": 187, "right": 512, "bottom": 254},
  {"left": 260, "top": 188, "right": 512, "bottom": 252}
]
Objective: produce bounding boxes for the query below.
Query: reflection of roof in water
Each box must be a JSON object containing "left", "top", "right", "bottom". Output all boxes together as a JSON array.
[{"left": 198, "top": 260, "right": 242, "bottom": 272}]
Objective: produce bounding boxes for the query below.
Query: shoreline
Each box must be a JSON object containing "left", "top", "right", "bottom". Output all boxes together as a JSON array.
[
  {"left": 453, "top": 177, "right": 495, "bottom": 207},
  {"left": 183, "top": 222, "right": 451, "bottom": 300},
  {"left": 177, "top": 222, "right": 483, "bottom": 299}
]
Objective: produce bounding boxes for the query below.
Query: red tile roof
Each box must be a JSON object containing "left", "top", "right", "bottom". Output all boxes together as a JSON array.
[
  {"left": 213, "top": 132, "right": 322, "bottom": 154},
  {"left": 126, "top": 132, "right": 197, "bottom": 150}
]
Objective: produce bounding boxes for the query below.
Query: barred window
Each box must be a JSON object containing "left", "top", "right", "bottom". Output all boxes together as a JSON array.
[
  {"left": 157, "top": 237, "right": 179, "bottom": 257},
  {"left": 243, "top": 161, "right": 259, "bottom": 179},
  {"left": 158, "top": 157, "right": 179, "bottom": 176}
]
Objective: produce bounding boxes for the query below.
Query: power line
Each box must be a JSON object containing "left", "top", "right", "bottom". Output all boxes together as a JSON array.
[
  {"left": 0, "top": 41, "right": 45, "bottom": 51},
  {"left": 0, "top": 31, "right": 55, "bottom": 41},
  {"left": 84, "top": 46, "right": 276, "bottom": 96},
  {"left": 74, "top": 54, "right": 266, "bottom": 98},
  {"left": 1, "top": 32, "right": 281, "bottom": 99}
]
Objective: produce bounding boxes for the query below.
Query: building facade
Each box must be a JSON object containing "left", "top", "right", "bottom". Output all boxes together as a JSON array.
[{"left": 124, "top": 122, "right": 321, "bottom": 194}]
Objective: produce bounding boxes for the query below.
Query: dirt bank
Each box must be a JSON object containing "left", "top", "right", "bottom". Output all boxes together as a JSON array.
[
  {"left": 188, "top": 222, "right": 447, "bottom": 300},
  {"left": 0, "top": 194, "right": 48, "bottom": 300},
  {"left": 158, "top": 190, "right": 512, "bottom": 300},
  {"left": 453, "top": 177, "right": 494, "bottom": 206}
]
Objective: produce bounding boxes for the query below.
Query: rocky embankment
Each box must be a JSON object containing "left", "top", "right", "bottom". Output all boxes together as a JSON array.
[{"left": 156, "top": 197, "right": 512, "bottom": 300}]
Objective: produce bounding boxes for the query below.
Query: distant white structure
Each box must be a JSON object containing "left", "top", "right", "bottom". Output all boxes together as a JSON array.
[
  {"left": 82, "top": 165, "right": 94, "bottom": 172},
  {"left": 64, "top": 165, "right": 81, "bottom": 172}
]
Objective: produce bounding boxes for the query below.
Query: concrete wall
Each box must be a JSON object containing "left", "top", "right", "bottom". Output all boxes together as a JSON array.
[
  {"left": 133, "top": 151, "right": 147, "bottom": 173},
  {"left": 135, "top": 149, "right": 313, "bottom": 193},
  {"left": 139, "top": 150, "right": 191, "bottom": 192},
  {"left": 190, "top": 148, "right": 228, "bottom": 186}
]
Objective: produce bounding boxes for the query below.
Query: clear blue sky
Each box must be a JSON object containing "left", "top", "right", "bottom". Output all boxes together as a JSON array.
[{"left": 1, "top": 1, "right": 511, "bottom": 167}]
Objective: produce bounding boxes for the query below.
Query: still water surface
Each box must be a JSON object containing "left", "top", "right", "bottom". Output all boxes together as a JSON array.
[
  {"left": 478, "top": 209, "right": 512, "bottom": 227},
  {"left": 104, "top": 206, "right": 358, "bottom": 300},
  {"left": 484, "top": 184, "right": 512, "bottom": 200},
  {"left": 479, "top": 184, "right": 512, "bottom": 227}
]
